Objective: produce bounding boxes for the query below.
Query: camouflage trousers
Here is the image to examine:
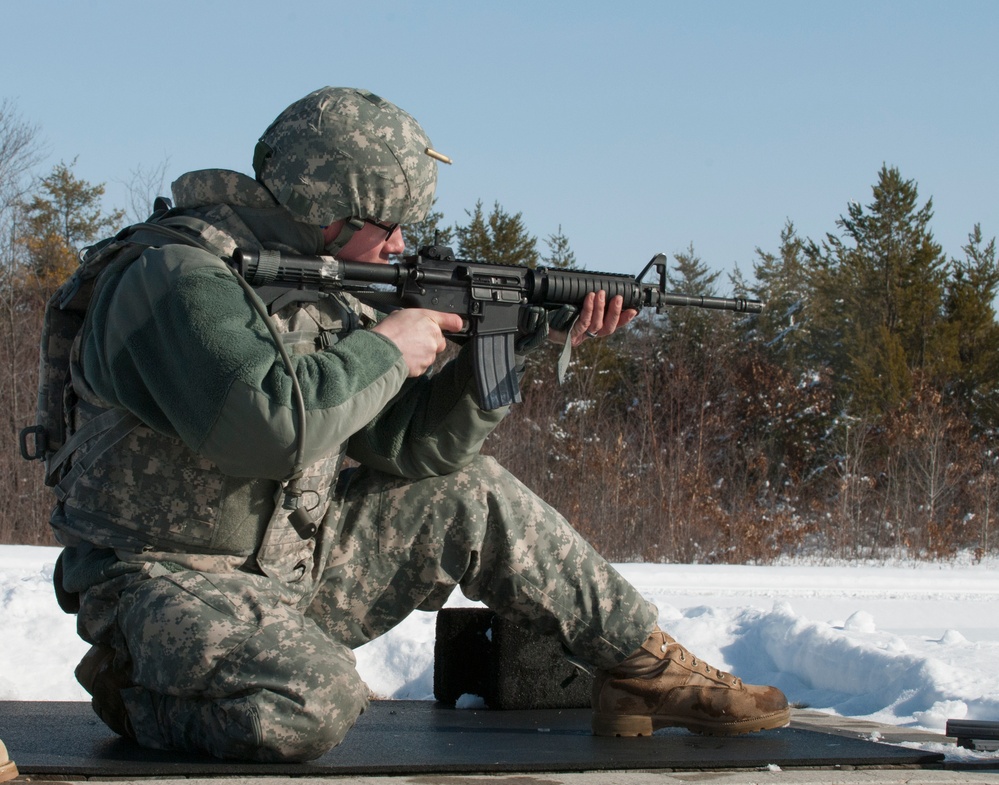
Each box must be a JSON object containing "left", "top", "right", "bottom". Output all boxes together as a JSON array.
[{"left": 75, "top": 456, "right": 657, "bottom": 762}]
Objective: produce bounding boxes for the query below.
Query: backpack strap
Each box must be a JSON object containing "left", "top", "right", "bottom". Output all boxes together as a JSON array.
[
  {"left": 49, "top": 407, "right": 141, "bottom": 501},
  {"left": 125, "top": 216, "right": 228, "bottom": 258}
]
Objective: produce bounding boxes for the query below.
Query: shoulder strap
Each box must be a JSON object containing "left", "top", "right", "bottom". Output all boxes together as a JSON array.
[
  {"left": 49, "top": 407, "right": 141, "bottom": 500},
  {"left": 124, "top": 216, "right": 228, "bottom": 258}
]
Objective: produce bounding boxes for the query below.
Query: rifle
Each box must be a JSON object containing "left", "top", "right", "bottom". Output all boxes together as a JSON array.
[{"left": 232, "top": 245, "right": 762, "bottom": 411}]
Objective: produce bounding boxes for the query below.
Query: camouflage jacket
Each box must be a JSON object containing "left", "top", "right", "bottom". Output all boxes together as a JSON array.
[{"left": 56, "top": 169, "right": 506, "bottom": 577}]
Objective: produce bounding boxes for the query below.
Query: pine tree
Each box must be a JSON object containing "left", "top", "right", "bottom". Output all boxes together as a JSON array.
[
  {"left": 453, "top": 200, "right": 491, "bottom": 260},
  {"left": 489, "top": 204, "right": 538, "bottom": 267},
  {"left": 542, "top": 224, "right": 577, "bottom": 269},
  {"left": 668, "top": 243, "right": 721, "bottom": 296},
  {"left": 454, "top": 200, "right": 538, "bottom": 267},
  {"left": 941, "top": 224, "right": 999, "bottom": 430},
  {"left": 663, "top": 243, "right": 722, "bottom": 358},
  {"left": 806, "top": 165, "right": 948, "bottom": 416},
  {"left": 748, "top": 220, "right": 812, "bottom": 372},
  {"left": 20, "top": 159, "right": 125, "bottom": 290}
]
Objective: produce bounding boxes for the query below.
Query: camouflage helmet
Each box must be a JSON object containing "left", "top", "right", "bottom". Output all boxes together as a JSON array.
[{"left": 253, "top": 87, "right": 438, "bottom": 228}]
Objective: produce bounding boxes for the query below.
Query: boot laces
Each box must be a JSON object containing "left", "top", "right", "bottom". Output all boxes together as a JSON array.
[
  {"left": 665, "top": 641, "right": 733, "bottom": 681},
  {"left": 613, "top": 629, "right": 739, "bottom": 684}
]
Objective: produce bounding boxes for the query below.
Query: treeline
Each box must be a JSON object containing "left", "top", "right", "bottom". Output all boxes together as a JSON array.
[
  {"left": 1, "top": 98, "right": 997, "bottom": 561},
  {"left": 424, "top": 167, "right": 999, "bottom": 563}
]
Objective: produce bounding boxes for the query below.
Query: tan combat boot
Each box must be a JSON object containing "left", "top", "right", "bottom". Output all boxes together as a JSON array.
[
  {"left": 592, "top": 627, "right": 790, "bottom": 737},
  {"left": 0, "top": 738, "right": 17, "bottom": 782}
]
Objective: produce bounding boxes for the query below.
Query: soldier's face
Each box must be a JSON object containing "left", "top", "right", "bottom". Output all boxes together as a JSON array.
[{"left": 323, "top": 219, "right": 405, "bottom": 263}]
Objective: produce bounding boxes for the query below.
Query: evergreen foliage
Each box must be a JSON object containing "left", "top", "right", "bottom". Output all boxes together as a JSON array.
[
  {"left": 661, "top": 243, "right": 724, "bottom": 363},
  {"left": 806, "top": 165, "right": 948, "bottom": 417},
  {"left": 542, "top": 225, "right": 578, "bottom": 269},
  {"left": 20, "top": 159, "right": 124, "bottom": 290},
  {"left": 748, "top": 221, "right": 812, "bottom": 370},
  {"left": 454, "top": 200, "right": 539, "bottom": 267},
  {"left": 941, "top": 225, "right": 999, "bottom": 430}
]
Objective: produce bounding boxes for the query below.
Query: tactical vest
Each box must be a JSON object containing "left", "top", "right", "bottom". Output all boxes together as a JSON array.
[{"left": 23, "top": 205, "right": 358, "bottom": 582}]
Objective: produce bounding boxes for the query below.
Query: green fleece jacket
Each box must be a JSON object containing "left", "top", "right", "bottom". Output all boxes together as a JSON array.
[{"left": 80, "top": 170, "right": 507, "bottom": 482}]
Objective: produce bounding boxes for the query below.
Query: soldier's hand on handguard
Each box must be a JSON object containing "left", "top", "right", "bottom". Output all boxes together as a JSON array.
[
  {"left": 372, "top": 309, "right": 464, "bottom": 377},
  {"left": 550, "top": 291, "right": 639, "bottom": 347}
]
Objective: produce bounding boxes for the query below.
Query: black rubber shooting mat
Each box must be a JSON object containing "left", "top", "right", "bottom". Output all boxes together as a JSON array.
[{"left": 0, "top": 700, "right": 944, "bottom": 776}]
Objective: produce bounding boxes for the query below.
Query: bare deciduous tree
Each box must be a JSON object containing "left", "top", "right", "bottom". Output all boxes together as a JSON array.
[
  {"left": 119, "top": 158, "right": 172, "bottom": 225},
  {"left": 0, "top": 101, "right": 51, "bottom": 544}
]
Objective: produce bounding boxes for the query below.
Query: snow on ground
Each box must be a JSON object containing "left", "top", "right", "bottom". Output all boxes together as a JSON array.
[{"left": 2, "top": 545, "right": 998, "bottom": 760}]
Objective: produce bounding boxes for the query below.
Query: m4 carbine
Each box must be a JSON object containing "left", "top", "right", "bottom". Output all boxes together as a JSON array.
[{"left": 232, "top": 245, "right": 762, "bottom": 411}]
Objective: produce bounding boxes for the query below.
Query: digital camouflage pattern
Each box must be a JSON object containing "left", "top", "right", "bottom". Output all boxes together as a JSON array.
[
  {"left": 76, "top": 455, "right": 657, "bottom": 761},
  {"left": 171, "top": 170, "right": 275, "bottom": 212},
  {"left": 254, "top": 87, "right": 438, "bottom": 226},
  {"left": 310, "top": 456, "right": 656, "bottom": 668},
  {"left": 60, "top": 402, "right": 246, "bottom": 554}
]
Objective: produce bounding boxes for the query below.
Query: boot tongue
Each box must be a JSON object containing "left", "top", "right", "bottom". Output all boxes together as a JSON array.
[
  {"left": 607, "top": 630, "right": 677, "bottom": 677},
  {"left": 639, "top": 629, "right": 676, "bottom": 658}
]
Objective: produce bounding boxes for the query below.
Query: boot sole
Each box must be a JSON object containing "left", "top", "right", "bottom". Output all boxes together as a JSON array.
[{"left": 592, "top": 707, "right": 791, "bottom": 737}]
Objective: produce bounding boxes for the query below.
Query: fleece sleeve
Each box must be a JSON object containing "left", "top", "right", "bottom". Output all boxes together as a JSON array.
[
  {"left": 346, "top": 343, "right": 509, "bottom": 478},
  {"left": 81, "top": 244, "right": 408, "bottom": 479}
]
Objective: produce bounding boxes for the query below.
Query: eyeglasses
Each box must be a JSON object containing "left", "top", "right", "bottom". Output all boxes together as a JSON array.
[{"left": 361, "top": 217, "right": 399, "bottom": 241}]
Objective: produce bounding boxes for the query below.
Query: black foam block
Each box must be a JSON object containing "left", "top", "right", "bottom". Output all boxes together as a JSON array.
[{"left": 434, "top": 607, "right": 596, "bottom": 709}]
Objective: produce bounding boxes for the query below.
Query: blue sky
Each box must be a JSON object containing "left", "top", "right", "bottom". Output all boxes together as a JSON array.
[{"left": 2, "top": 1, "right": 996, "bottom": 284}]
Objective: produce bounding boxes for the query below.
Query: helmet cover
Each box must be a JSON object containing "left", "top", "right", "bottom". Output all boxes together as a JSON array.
[{"left": 254, "top": 87, "right": 437, "bottom": 226}]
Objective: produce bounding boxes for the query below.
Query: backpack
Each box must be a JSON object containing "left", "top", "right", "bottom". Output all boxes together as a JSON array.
[{"left": 19, "top": 199, "right": 222, "bottom": 497}]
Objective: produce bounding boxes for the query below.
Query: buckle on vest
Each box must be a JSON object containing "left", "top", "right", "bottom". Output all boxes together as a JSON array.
[
  {"left": 282, "top": 487, "right": 320, "bottom": 540},
  {"left": 19, "top": 425, "right": 47, "bottom": 461}
]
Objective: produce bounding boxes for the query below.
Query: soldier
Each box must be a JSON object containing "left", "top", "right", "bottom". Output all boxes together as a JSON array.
[{"left": 47, "top": 87, "right": 789, "bottom": 761}]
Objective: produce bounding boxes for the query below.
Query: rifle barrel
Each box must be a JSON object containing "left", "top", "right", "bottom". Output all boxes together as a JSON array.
[{"left": 656, "top": 292, "right": 763, "bottom": 313}]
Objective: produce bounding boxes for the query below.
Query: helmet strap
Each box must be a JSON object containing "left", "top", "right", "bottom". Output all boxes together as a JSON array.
[{"left": 324, "top": 217, "right": 365, "bottom": 256}]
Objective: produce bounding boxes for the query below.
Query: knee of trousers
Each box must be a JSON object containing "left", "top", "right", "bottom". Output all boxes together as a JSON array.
[
  {"left": 228, "top": 630, "right": 369, "bottom": 762},
  {"left": 116, "top": 572, "right": 369, "bottom": 761},
  {"left": 244, "top": 682, "right": 369, "bottom": 762},
  {"left": 125, "top": 620, "right": 370, "bottom": 763},
  {"left": 198, "top": 612, "right": 371, "bottom": 762}
]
